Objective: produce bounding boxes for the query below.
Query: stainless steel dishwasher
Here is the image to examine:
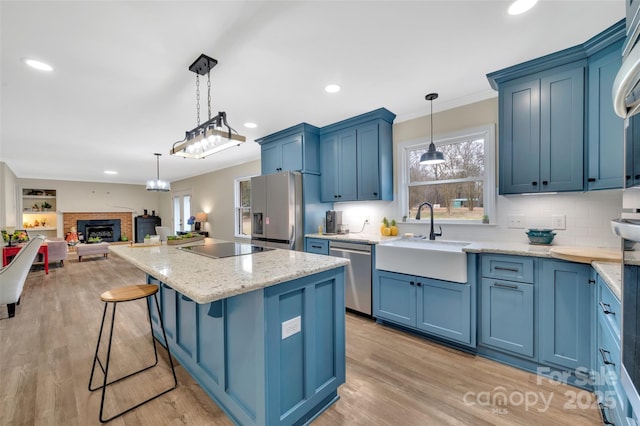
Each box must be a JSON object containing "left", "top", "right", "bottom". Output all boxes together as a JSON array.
[{"left": 329, "top": 241, "right": 372, "bottom": 316}]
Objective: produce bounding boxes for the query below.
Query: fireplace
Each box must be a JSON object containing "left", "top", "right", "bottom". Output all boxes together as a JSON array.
[{"left": 77, "top": 219, "right": 121, "bottom": 242}]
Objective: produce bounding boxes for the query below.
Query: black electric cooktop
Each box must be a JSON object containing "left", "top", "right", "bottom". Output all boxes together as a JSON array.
[{"left": 179, "top": 242, "right": 273, "bottom": 259}]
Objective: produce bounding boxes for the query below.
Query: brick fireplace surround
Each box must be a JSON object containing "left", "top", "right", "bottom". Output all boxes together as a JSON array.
[{"left": 62, "top": 212, "right": 133, "bottom": 241}]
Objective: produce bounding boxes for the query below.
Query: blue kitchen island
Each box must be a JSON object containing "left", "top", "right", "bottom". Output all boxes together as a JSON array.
[{"left": 109, "top": 240, "right": 348, "bottom": 425}]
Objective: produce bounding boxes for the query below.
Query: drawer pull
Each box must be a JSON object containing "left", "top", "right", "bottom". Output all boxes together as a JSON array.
[
  {"left": 599, "top": 348, "right": 615, "bottom": 366},
  {"left": 493, "top": 282, "right": 519, "bottom": 290},
  {"left": 494, "top": 266, "right": 519, "bottom": 273},
  {"left": 311, "top": 245, "right": 322, "bottom": 249},
  {"left": 599, "top": 301, "right": 615, "bottom": 315},
  {"left": 598, "top": 403, "right": 614, "bottom": 425}
]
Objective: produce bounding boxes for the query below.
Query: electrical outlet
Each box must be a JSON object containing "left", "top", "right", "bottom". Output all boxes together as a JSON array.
[
  {"left": 507, "top": 214, "right": 525, "bottom": 229},
  {"left": 281, "top": 316, "right": 301, "bottom": 340},
  {"left": 552, "top": 214, "right": 566, "bottom": 230}
]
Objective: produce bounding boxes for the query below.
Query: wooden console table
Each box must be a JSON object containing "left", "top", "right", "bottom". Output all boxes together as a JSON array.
[{"left": 2, "top": 243, "right": 49, "bottom": 274}]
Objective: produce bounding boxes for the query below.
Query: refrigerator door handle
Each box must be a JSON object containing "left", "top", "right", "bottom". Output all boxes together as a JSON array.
[{"left": 289, "top": 225, "right": 295, "bottom": 250}]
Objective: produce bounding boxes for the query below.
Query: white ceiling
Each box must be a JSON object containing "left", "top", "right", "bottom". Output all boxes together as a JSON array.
[{"left": 0, "top": 1, "right": 624, "bottom": 185}]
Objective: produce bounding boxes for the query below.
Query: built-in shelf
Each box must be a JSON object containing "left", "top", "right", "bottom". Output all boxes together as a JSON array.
[{"left": 21, "top": 188, "right": 58, "bottom": 233}]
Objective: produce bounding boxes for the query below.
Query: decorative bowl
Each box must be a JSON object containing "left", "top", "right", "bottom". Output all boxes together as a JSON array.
[{"left": 526, "top": 229, "right": 556, "bottom": 245}]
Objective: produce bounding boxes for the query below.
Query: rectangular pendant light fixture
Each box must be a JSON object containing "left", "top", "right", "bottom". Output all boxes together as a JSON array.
[{"left": 170, "top": 54, "right": 246, "bottom": 159}]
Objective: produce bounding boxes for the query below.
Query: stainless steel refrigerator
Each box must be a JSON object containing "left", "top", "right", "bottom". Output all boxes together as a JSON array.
[{"left": 251, "top": 171, "right": 303, "bottom": 250}]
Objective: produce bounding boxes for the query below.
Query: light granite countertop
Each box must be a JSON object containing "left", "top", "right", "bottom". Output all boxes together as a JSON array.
[
  {"left": 109, "top": 239, "right": 349, "bottom": 304},
  {"left": 463, "top": 241, "right": 556, "bottom": 258},
  {"left": 304, "top": 235, "right": 624, "bottom": 302},
  {"left": 464, "top": 241, "right": 622, "bottom": 300},
  {"left": 592, "top": 261, "right": 622, "bottom": 300},
  {"left": 305, "top": 233, "right": 399, "bottom": 244}
]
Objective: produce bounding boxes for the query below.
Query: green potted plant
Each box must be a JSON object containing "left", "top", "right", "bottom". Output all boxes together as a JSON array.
[
  {"left": 482, "top": 214, "right": 490, "bottom": 224},
  {"left": 41, "top": 201, "right": 52, "bottom": 211}
]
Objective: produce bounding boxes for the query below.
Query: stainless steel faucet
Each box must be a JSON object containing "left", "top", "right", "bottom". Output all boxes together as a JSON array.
[{"left": 415, "top": 202, "right": 442, "bottom": 240}]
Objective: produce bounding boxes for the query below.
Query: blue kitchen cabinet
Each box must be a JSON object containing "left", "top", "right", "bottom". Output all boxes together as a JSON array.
[
  {"left": 320, "top": 128, "right": 358, "bottom": 202},
  {"left": 498, "top": 63, "right": 585, "bottom": 194},
  {"left": 480, "top": 277, "right": 535, "bottom": 358},
  {"left": 626, "top": 114, "right": 640, "bottom": 187},
  {"left": 488, "top": 19, "right": 625, "bottom": 195},
  {"left": 320, "top": 108, "right": 395, "bottom": 202},
  {"left": 587, "top": 39, "right": 624, "bottom": 190},
  {"left": 416, "top": 278, "right": 472, "bottom": 345},
  {"left": 594, "top": 272, "right": 628, "bottom": 425},
  {"left": 479, "top": 254, "right": 535, "bottom": 357},
  {"left": 539, "top": 259, "right": 592, "bottom": 371},
  {"left": 374, "top": 270, "right": 416, "bottom": 328},
  {"left": 256, "top": 123, "right": 320, "bottom": 175},
  {"left": 304, "top": 237, "right": 329, "bottom": 255},
  {"left": 374, "top": 269, "right": 474, "bottom": 346},
  {"left": 357, "top": 121, "right": 391, "bottom": 201},
  {"left": 150, "top": 267, "right": 346, "bottom": 426}
]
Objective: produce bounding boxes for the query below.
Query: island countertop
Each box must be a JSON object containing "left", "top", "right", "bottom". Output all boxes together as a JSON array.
[{"left": 109, "top": 239, "right": 349, "bottom": 304}]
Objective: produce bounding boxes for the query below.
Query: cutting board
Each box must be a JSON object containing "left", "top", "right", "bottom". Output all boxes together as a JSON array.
[{"left": 549, "top": 247, "right": 621, "bottom": 264}]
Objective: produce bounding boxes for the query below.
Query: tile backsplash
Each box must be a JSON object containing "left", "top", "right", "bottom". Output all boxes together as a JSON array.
[{"left": 334, "top": 189, "right": 622, "bottom": 248}]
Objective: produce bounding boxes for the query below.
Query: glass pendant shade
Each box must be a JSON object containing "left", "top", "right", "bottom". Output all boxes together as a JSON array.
[{"left": 146, "top": 153, "right": 171, "bottom": 192}]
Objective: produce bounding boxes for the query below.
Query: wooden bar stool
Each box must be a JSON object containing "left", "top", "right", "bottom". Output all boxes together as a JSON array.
[{"left": 88, "top": 284, "right": 177, "bottom": 423}]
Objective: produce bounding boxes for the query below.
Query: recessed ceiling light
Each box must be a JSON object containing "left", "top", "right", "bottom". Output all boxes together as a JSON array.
[
  {"left": 104, "top": 170, "right": 118, "bottom": 175},
  {"left": 325, "top": 84, "right": 341, "bottom": 93},
  {"left": 244, "top": 122, "right": 257, "bottom": 129},
  {"left": 23, "top": 58, "right": 54, "bottom": 72},
  {"left": 508, "top": 0, "right": 538, "bottom": 15}
]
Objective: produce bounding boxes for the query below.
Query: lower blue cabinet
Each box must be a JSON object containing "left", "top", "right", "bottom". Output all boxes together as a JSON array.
[
  {"left": 480, "top": 278, "right": 534, "bottom": 358},
  {"left": 539, "top": 260, "right": 592, "bottom": 371},
  {"left": 375, "top": 271, "right": 416, "bottom": 327},
  {"left": 375, "top": 270, "right": 474, "bottom": 346}
]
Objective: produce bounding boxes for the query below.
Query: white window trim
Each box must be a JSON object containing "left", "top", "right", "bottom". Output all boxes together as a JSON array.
[
  {"left": 396, "top": 124, "right": 496, "bottom": 225},
  {"left": 234, "top": 174, "right": 257, "bottom": 239}
]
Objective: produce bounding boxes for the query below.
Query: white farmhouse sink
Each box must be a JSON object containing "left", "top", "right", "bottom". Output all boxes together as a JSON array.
[{"left": 376, "top": 238, "right": 470, "bottom": 283}]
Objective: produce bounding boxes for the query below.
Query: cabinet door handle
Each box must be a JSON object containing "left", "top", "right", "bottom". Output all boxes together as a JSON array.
[
  {"left": 599, "top": 348, "right": 615, "bottom": 366},
  {"left": 599, "top": 301, "right": 615, "bottom": 315},
  {"left": 494, "top": 266, "right": 519, "bottom": 273},
  {"left": 493, "top": 282, "right": 519, "bottom": 290},
  {"left": 409, "top": 281, "right": 415, "bottom": 286},
  {"left": 416, "top": 282, "right": 422, "bottom": 287},
  {"left": 373, "top": 192, "right": 378, "bottom": 196},
  {"left": 531, "top": 181, "right": 538, "bottom": 186},
  {"left": 635, "top": 174, "right": 640, "bottom": 180},
  {"left": 334, "top": 195, "right": 338, "bottom": 199},
  {"left": 626, "top": 175, "right": 632, "bottom": 180},
  {"left": 588, "top": 178, "right": 596, "bottom": 182},
  {"left": 598, "top": 403, "right": 614, "bottom": 425},
  {"left": 542, "top": 180, "right": 548, "bottom": 185}
]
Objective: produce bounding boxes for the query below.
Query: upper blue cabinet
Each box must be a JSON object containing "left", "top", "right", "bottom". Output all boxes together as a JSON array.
[
  {"left": 319, "top": 108, "right": 396, "bottom": 202},
  {"left": 256, "top": 123, "right": 320, "bottom": 175},
  {"left": 488, "top": 20, "right": 625, "bottom": 195}
]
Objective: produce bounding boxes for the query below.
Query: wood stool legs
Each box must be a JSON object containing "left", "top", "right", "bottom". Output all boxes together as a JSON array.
[{"left": 88, "top": 292, "right": 177, "bottom": 423}]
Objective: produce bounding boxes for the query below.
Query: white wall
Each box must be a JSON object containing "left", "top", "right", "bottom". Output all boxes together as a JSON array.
[
  {"left": 0, "top": 162, "right": 18, "bottom": 228},
  {"left": 168, "top": 160, "right": 261, "bottom": 241},
  {"left": 335, "top": 98, "right": 622, "bottom": 248}
]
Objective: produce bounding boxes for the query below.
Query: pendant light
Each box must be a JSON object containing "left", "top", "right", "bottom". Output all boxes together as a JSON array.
[
  {"left": 170, "top": 54, "right": 246, "bottom": 159},
  {"left": 419, "top": 93, "right": 445, "bottom": 165},
  {"left": 146, "top": 153, "right": 171, "bottom": 192}
]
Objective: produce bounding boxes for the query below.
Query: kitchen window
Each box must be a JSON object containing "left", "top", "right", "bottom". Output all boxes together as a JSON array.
[
  {"left": 234, "top": 176, "right": 255, "bottom": 238},
  {"left": 398, "top": 124, "right": 496, "bottom": 224}
]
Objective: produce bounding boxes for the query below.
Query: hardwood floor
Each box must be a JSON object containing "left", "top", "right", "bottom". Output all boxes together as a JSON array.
[{"left": 0, "top": 253, "right": 602, "bottom": 425}]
